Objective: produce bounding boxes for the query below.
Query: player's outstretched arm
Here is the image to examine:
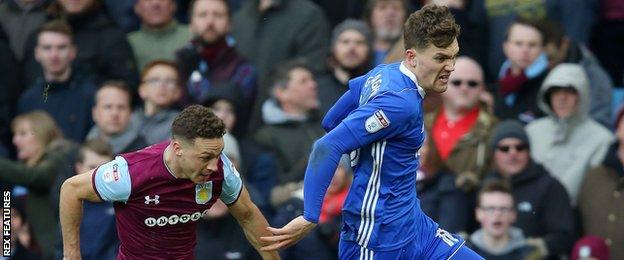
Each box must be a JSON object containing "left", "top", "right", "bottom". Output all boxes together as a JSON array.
[
  {"left": 59, "top": 170, "right": 102, "bottom": 260},
  {"left": 228, "top": 186, "right": 281, "bottom": 260}
]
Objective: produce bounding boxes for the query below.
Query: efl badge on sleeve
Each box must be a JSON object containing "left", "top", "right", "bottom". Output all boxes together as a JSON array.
[
  {"left": 195, "top": 182, "right": 213, "bottom": 204},
  {"left": 365, "top": 110, "right": 390, "bottom": 133}
]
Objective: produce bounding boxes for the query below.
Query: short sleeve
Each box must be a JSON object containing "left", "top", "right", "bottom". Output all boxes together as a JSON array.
[
  {"left": 92, "top": 156, "right": 132, "bottom": 203},
  {"left": 342, "top": 90, "right": 419, "bottom": 147},
  {"left": 219, "top": 154, "right": 243, "bottom": 205}
]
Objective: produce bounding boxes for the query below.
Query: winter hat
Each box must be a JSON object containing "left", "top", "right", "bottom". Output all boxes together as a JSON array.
[
  {"left": 571, "top": 236, "right": 610, "bottom": 260},
  {"left": 331, "top": 19, "right": 373, "bottom": 47},
  {"left": 490, "top": 120, "right": 530, "bottom": 149}
]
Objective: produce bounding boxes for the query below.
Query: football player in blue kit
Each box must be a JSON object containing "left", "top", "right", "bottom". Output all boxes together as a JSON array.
[{"left": 260, "top": 4, "right": 483, "bottom": 260}]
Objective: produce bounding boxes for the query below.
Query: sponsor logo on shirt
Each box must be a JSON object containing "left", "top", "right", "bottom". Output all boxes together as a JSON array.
[
  {"left": 365, "top": 110, "right": 390, "bottom": 133},
  {"left": 102, "top": 164, "right": 120, "bottom": 183},
  {"left": 359, "top": 73, "right": 382, "bottom": 105},
  {"left": 144, "top": 212, "right": 203, "bottom": 227}
]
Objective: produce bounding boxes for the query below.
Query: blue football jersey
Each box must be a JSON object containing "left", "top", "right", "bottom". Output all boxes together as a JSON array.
[{"left": 335, "top": 62, "right": 428, "bottom": 251}]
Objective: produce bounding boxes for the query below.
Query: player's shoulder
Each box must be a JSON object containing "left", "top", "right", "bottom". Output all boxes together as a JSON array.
[
  {"left": 220, "top": 153, "right": 241, "bottom": 178},
  {"left": 121, "top": 141, "right": 169, "bottom": 165}
]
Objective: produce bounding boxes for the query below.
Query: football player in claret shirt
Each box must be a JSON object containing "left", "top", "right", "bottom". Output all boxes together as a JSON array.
[
  {"left": 59, "top": 105, "right": 279, "bottom": 260},
  {"left": 261, "top": 4, "right": 483, "bottom": 259}
]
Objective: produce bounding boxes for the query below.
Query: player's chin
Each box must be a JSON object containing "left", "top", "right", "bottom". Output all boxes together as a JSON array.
[{"left": 432, "top": 81, "right": 449, "bottom": 93}]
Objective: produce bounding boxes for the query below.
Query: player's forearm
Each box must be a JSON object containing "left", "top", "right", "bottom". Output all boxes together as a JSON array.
[
  {"left": 237, "top": 204, "right": 280, "bottom": 259},
  {"left": 59, "top": 179, "right": 84, "bottom": 259},
  {"left": 303, "top": 125, "right": 358, "bottom": 223}
]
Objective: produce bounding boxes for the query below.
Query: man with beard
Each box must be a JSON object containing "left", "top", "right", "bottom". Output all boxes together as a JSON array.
[
  {"left": 316, "top": 19, "right": 373, "bottom": 116},
  {"left": 363, "top": 0, "right": 408, "bottom": 65},
  {"left": 176, "top": 0, "right": 256, "bottom": 138}
]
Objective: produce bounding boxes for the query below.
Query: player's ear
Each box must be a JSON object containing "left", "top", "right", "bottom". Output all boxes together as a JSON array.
[
  {"left": 172, "top": 139, "right": 184, "bottom": 156},
  {"left": 405, "top": 48, "right": 417, "bottom": 68}
]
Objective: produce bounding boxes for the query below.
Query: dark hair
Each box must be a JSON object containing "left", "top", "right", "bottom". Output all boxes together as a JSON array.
[
  {"left": 76, "top": 139, "right": 113, "bottom": 163},
  {"left": 403, "top": 4, "right": 460, "bottom": 50},
  {"left": 172, "top": 105, "right": 225, "bottom": 142},
  {"left": 141, "top": 60, "right": 179, "bottom": 81},
  {"left": 541, "top": 19, "right": 565, "bottom": 47},
  {"left": 96, "top": 80, "right": 132, "bottom": 106},
  {"left": 477, "top": 180, "right": 514, "bottom": 207},
  {"left": 504, "top": 16, "right": 545, "bottom": 44},
  {"left": 37, "top": 19, "right": 73, "bottom": 43},
  {"left": 189, "top": 0, "right": 230, "bottom": 19},
  {"left": 271, "top": 59, "right": 312, "bottom": 89}
]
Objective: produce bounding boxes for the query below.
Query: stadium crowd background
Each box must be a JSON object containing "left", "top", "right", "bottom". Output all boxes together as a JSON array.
[{"left": 0, "top": 0, "right": 622, "bottom": 259}]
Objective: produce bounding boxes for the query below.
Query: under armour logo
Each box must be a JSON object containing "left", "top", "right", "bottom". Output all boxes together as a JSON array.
[{"left": 144, "top": 195, "right": 160, "bottom": 205}]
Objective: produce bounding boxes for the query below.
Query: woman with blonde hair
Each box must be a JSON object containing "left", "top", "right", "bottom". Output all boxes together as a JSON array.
[{"left": 0, "top": 110, "right": 75, "bottom": 260}]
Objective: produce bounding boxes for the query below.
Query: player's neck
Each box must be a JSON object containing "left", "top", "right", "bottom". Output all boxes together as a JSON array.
[{"left": 163, "top": 145, "right": 184, "bottom": 179}]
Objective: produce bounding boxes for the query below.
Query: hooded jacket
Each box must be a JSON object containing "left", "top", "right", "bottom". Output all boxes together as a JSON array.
[
  {"left": 468, "top": 227, "right": 539, "bottom": 260},
  {"left": 526, "top": 63, "right": 614, "bottom": 205},
  {"left": 254, "top": 99, "right": 324, "bottom": 185}
]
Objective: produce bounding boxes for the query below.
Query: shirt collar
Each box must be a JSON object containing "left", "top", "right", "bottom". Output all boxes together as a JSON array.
[{"left": 400, "top": 61, "right": 426, "bottom": 98}]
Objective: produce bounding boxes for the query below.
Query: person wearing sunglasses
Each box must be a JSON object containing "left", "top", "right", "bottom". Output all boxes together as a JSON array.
[
  {"left": 526, "top": 63, "right": 614, "bottom": 206},
  {"left": 425, "top": 56, "right": 497, "bottom": 192},
  {"left": 487, "top": 119, "right": 576, "bottom": 259}
]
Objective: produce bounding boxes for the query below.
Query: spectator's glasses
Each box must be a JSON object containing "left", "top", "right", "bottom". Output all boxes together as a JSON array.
[
  {"left": 143, "top": 78, "right": 178, "bottom": 88},
  {"left": 450, "top": 79, "right": 479, "bottom": 88},
  {"left": 496, "top": 144, "right": 528, "bottom": 153},
  {"left": 479, "top": 206, "right": 514, "bottom": 214}
]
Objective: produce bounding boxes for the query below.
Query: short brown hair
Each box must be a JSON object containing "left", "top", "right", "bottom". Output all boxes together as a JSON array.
[
  {"left": 171, "top": 105, "right": 225, "bottom": 142},
  {"left": 477, "top": 180, "right": 514, "bottom": 207},
  {"left": 96, "top": 80, "right": 132, "bottom": 106},
  {"left": 271, "top": 59, "right": 312, "bottom": 89},
  {"left": 362, "top": 0, "right": 408, "bottom": 25},
  {"left": 140, "top": 60, "right": 179, "bottom": 81},
  {"left": 504, "top": 16, "right": 545, "bottom": 44},
  {"left": 77, "top": 139, "right": 113, "bottom": 163},
  {"left": 403, "top": 4, "right": 460, "bottom": 50},
  {"left": 37, "top": 19, "right": 73, "bottom": 44},
  {"left": 189, "top": 0, "right": 230, "bottom": 19}
]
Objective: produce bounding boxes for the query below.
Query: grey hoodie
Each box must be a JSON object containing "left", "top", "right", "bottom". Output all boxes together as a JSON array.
[
  {"left": 470, "top": 227, "right": 529, "bottom": 257},
  {"left": 261, "top": 99, "right": 308, "bottom": 125},
  {"left": 526, "top": 63, "right": 614, "bottom": 204}
]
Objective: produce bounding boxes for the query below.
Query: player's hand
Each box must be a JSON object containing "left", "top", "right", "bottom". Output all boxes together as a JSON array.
[{"left": 260, "top": 216, "right": 317, "bottom": 251}]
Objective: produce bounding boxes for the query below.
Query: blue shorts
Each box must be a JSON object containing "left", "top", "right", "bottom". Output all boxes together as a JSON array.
[{"left": 338, "top": 228, "right": 483, "bottom": 260}]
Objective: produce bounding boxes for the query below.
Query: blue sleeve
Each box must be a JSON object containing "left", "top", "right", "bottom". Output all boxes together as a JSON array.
[
  {"left": 303, "top": 91, "right": 417, "bottom": 223},
  {"left": 93, "top": 156, "right": 132, "bottom": 203},
  {"left": 321, "top": 89, "right": 357, "bottom": 132},
  {"left": 342, "top": 90, "right": 418, "bottom": 146},
  {"left": 302, "top": 124, "right": 360, "bottom": 223},
  {"left": 219, "top": 154, "right": 243, "bottom": 205}
]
